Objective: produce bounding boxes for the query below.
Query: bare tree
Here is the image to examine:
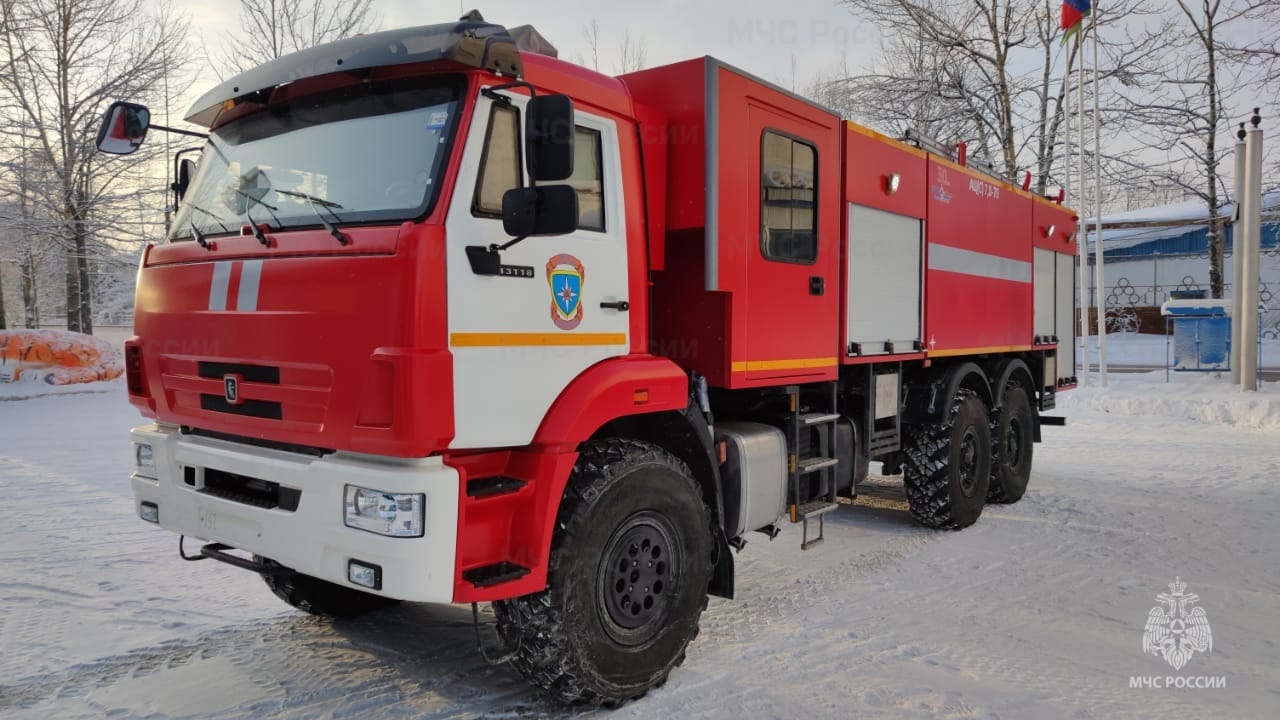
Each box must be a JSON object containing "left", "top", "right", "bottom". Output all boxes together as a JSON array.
[
  {"left": 813, "top": 0, "right": 1155, "bottom": 200},
  {"left": 581, "top": 19, "right": 601, "bottom": 71},
  {"left": 0, "top": 0, "right": 189, "bottom": 333},
  {"left": 808, "top": 21, "right": 983, "bottom": 156},
  {"left": 828, "top": 0, "right": 1040, "bottom": 176},
  {"left": 218, "top": 0, "right": 377, "bottom": 71},
  {"left": 1111, "top": 0, "right": 1280, "bottom": 298},
  {"left": 613, "top": 27, "right": 648, "bottom": 74}
]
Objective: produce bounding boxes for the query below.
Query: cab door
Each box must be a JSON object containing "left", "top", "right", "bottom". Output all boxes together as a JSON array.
[
  {"left": 445, "top": 92, "right": 631, "bottom": 448},
  {"left": 742, "top": 106, "right": 839, "bottom": 381}
]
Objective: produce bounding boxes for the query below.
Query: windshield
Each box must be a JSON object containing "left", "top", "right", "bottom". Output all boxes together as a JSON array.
[{"left": 170, "top": 75, "right": 463, "bottom": 241}]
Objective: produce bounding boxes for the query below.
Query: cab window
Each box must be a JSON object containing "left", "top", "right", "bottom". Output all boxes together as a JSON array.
[{"left": 472, "top": 104, "right": 522, "bottom": 216}]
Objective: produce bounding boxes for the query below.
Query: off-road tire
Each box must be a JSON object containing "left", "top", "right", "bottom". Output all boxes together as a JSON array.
[
  {"left": 988, "top": 384, "right": 1033, "bottom": 504},
  {"left": 254, "top": 557, "right": 400, "bottom": 617},
  {"left": 492, "top": 439, "right": 713, "bottom": 707},
  {"left": 903, "top": 389, "right": 992, "bottom": 529}
]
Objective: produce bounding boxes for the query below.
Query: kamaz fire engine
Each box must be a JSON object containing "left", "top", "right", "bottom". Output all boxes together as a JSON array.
[{"left": 98, "top": 16, "right": 1078, "bottom": 706}]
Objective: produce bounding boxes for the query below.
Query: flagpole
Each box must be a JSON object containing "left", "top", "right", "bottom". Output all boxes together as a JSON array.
[
  {"left": 1076, "top": 25, "right": 1090, "bottom": 386},
  {"left": 1063, "top": 28, "right": 1078, "bottom": 382},
  {"left": 1091, "top": 3, "right": 1108, "bottom": 386}
]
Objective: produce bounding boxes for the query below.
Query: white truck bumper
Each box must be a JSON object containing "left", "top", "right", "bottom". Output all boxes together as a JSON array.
[{"left": 129, "top": 423, "right": 459, "bottom": 603}]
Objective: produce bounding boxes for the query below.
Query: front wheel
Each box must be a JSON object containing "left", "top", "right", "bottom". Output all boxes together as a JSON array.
[{"left": 493, "top": 439, "right": 713, "bottom": 707}]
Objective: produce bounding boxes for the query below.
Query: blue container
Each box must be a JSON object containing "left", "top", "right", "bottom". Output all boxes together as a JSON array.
[
  {"left": 1161, "top": 300, "right": 1230, "bottom": 371},
  {"left": 1171, "top": 316, "right": 1229, "bottom": 369}
]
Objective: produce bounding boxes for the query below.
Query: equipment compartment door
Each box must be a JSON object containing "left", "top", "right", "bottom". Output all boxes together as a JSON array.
[{"left": 741, "top": 106, "right": 839, "bottom": 382}]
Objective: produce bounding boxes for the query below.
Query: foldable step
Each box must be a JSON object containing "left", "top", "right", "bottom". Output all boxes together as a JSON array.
[
  {"left": 797, "top": 456, "right": 839, "bottom": 474},
  {"left": 461, "top": 561, "right": 530, "bottom": 588},
  {"left": 801, "top": 412, "right": 841, "bottom": 426},
  {"left": 792, "top": 500, "right": 839, "bottom": 521},
  {"left": 466, "top": 475, "right": 527, "bottom": 499}
]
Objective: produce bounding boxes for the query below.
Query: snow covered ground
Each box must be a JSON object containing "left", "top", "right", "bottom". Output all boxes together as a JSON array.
[{"left": 1, "top": 376, "right": 1278, "bottom": 719}]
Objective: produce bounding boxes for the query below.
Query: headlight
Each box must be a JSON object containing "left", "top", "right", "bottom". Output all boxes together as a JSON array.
[
  {"left": 352, "top": 488, "right": 381, "bottom": 517},
  {"left": 134, "top": 442, "right": 154, "bottom": 468},
  {"left": 344, "top": 485, "right": 425, "bottom": 538}
]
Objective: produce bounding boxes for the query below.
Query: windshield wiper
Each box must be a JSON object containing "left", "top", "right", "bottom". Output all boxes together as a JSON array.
[
  {"left": 232, "top": 189, "right": 281, "bottom": 247},
  {"left": 190, "top": 221, "right": 211, "bottom": 250},
  {"left": 187, "top": 204, "right": 232, "bottom": 234},
  {"left": 274, "top": 189, "right": 349, "bottom": 245},
  {"left": 184, "top": 203, "right": 226, "bottom": 251}
]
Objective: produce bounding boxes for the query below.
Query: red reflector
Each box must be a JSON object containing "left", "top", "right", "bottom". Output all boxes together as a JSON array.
[{"left": 125, "top": 342, "right": 146, "bottom": 396}]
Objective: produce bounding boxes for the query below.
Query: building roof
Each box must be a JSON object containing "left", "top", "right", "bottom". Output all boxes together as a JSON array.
[{"left": 1089, "top": 190, "right": 1280, "bottom": 257}]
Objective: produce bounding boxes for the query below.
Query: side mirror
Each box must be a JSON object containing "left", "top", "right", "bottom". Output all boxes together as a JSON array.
[
  {"left": 173, "top": 158, "right": 196, "bottom": 203},
  {"left": 502, "top": 185, "right": 579, "bottom": 238},
  {"left": 96, "top": 101, "right": 151, "bottom": 155},
  {"left": 526, "top": 95, "right": 574, "bottom": 182}
]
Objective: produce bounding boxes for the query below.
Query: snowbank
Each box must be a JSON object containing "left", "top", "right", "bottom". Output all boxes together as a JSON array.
[
  {"left": 1059, "top": 372, "right": 1280, "bottom": 430},
  {"left": 0, "top": 330, "right": 124, "bottom": 399},
  {"left": 1079, "top": 331, "right": 1280, "bottom": 367}
]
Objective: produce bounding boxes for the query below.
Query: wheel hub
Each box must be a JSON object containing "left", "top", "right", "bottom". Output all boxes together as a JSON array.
[
  {"left": 1005, "top": 417, "right": 1023, "bottom": 466},
  {"left": 958, "top": 427, "right": 980, "bottom": 497},
  {"left": 599, "top": 512, "right": 679, "bottom": 645}
]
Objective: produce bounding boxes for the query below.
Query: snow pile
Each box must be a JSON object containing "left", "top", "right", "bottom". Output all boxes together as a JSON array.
[
  {"left": 1059, "top": 372, "right": 1280, "bottom": 430},
  {"left": 0, "top": 330, "right": 124, "bottom": 399},
  {"left": 1079, "top": 332, "right": 1280, "bottom": 367}
]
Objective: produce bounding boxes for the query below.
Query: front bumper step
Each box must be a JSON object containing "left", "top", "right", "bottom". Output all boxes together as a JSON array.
[{"left": 179, "top": 536, "right": 294, "bottom": 575}]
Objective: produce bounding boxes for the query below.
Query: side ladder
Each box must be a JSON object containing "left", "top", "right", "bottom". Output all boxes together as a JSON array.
[{"left": 785, "top": 383, "right": 841, "bottom": 550}]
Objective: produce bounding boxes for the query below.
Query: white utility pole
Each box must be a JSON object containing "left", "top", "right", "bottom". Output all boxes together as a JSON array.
[
  {"left": 1240, "top": 110, "right": 1263, "bottom": 391},
  {"left": 1090, "top": 8, "right": 1107, "bottom": 386},
  {"left": 1230, "top": 126, "right": 1246, "bottom": 385},
  {"left": 1076, "top": 30, "right": 1090, "bottom": 386}
]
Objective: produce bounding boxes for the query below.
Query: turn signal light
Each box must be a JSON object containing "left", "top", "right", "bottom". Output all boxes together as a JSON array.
[{"left": 125, "top": 341, "right": 146, "bottom": 396}]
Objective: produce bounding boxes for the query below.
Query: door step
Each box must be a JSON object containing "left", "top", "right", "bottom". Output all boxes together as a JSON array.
[{"left": 461, "top": 561, "right": 530, "bottom": 588}]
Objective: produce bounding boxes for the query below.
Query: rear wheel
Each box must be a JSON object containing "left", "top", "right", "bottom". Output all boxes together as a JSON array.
[
  {"left": 254, "top": 558, "right": 400, "bottom": 617},
  {"left": 493, "top": 439, "right": 712, "bottom": 707},
  {"left": 903, "top": 389, "right": 992, "bottom": 529},
  {"left": 988, "top": 384, "right": 1034, "bottom": 503}
]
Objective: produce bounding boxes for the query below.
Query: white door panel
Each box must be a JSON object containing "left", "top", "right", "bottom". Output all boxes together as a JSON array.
[{"left": 446, "top": 94, "right": 629, "bottom": 448}]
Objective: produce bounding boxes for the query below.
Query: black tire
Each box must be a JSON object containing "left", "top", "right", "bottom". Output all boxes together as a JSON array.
[
  {"left": 903, "top": 389, "right": 992, "bottom": 529},
  {"left": 493, "top": 439, "right": 713, "bottom": 707},
  {"left": 254, "top": 557, "right": 400, "bottom": 617},
  {"left": 988, "top": 384, "right": 1034, "bottom": 504}
]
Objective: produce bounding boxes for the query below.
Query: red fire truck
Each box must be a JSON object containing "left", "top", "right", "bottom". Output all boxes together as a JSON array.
[{"left": 98, "top": 17, "right": 1077, "bottom": 706}]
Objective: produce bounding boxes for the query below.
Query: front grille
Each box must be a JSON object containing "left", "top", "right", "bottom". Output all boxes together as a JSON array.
[
  {"left": 199, "top": 468, "right": 300, "bottom": 511},
  {"left": 197, "top": 361, "right": 280, "bottom": 383},
  {"left": 200, "top": 394, "right": 283, "bottom": 419},
  {"left": 159, "top": 355, "right": 331, "bottom": 431}
]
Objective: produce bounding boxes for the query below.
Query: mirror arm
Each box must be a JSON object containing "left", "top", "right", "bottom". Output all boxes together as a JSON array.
[
  {"left": 492, "top": 235, "right": 528, "bottom": 252},
  {"left": 151, "top": 123, "right": 209, "bottom": 140},
  {"left": 481, "top": 80, "right": 536, "bottom": 104}
]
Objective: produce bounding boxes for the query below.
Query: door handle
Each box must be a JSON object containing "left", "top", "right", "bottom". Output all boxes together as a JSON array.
[
  {"left": 600, "top": 300, "right": 630, "bottom": 311},
  {"left": 809, "top": 276, "right": 824, "bottom": 296}
]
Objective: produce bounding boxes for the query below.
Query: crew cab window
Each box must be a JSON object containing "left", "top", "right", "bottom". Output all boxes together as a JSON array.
[
  {"left": 571, "top": 126, "right": 605, "bottom": 231},
  {"left": 760, "top": 131, "right": 818, "bottom": 263},
  {"left": 473, "top": 104, "right": 522, "bottom": 216}
]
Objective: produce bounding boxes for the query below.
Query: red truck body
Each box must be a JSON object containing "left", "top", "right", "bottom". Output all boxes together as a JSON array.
[{"left": 112, "top": 20, "right": 1077, "bottom": 705}]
